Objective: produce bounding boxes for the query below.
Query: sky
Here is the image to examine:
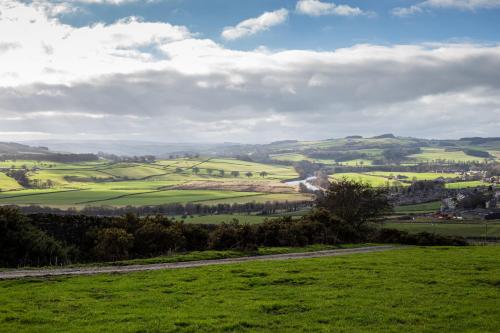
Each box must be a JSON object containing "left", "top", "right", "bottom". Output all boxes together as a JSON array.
[{"left": 1, "top": 0, "right": 500, "bottom": 143}]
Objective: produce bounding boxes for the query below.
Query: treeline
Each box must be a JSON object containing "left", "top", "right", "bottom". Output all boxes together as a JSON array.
[
  {"left": 0, "top": 207, "right": 466, "bottom": 268},
  {"left": 97, "top": 152, "right": 156, "bottom": 163},
  {"left": 11, "top": 201, "right": 313, "bottom": 217},
  {"left": 306, "top": 151, "right": 368, "bottom": 161},
  {"left": 463, "top": 149, "right": 491, "bottom": 158},
  {"left": 0, "top": 153, "right": 98, "bottom": 163}
]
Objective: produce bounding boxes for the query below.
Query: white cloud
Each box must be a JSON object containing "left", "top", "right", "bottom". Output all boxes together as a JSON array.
[
  {"left": 296, "top": 0, "right": 364, "bottom": 16},
  {"left": 221, "top": 9, "right": 288, "bottom": 41},
  {"left": 393, "top": 0, "right": 500, "bottom": 16},
  {"left": 392, "top": 5, "right": 424, "bottom": 17},
  {"left": 1, "top": 1, "right": 500, "bottom": 142}
]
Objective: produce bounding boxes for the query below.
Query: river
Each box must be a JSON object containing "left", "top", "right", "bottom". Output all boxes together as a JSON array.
[{"left": 285, "top": 176, "right": 319, "bottom": 191}]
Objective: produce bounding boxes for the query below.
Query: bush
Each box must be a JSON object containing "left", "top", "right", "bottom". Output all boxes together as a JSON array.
[
  {"left": 0, "top": 207, "right": 70, "bottom": 267},
  {"left": 92, "top": 228, "right": 134, "bottom": 261},
  {"left": 133, "top": 217, "right": 186, "bottom": 256},
  {"left": 371, "top": 228, "right": 467, "bottom": 246}
]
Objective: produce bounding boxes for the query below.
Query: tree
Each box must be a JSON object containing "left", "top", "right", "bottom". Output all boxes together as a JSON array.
[
  {"left": 245, "top": 172, "right": 253, "bottom": 178},
  {"left": 92, "top": 228, "right": 134, "bottom": 261},
  {"left": 259, "top": 171, "right": 268, "bottom": 178},
  {"left": 192, "top": 167, "right": 200, "bottom": 175},
  {"left": 231, "top": 171, "right": 240, "bottom": 178},
  {"left": 207, "top": 169, "right": 213, "bottom": 176},
  {"left": 219, "top": 170, "right": 225, "bottom": 177},
  {"left": 318, "top": 178, "right": 392, "bottom": 229}
]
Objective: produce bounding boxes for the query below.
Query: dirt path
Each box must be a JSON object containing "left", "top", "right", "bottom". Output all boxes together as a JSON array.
[{"left": 0, "top": 245, "right": 405, "bottom": 280}]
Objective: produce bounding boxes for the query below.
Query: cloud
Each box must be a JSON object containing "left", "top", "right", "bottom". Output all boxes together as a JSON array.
[
  {"left": 296, "top": 0, "right": 364, "bottom": 16},
  {"left": 221, "top": 9, "right": 288, "bottom": 41},
  {"left": 393, "top": 0, "right": 500, "bottom": 16},
  {"left": 1, "top": 1, "right": 500, "bottom": 142}
]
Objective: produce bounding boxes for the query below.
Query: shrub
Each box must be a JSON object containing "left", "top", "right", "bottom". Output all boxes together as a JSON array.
[
  {"left": 0, "top": 207, "right": 70, "bottom": 267},
  {"left": 92, "top": 228, "right": 134, "bottom": 261}
]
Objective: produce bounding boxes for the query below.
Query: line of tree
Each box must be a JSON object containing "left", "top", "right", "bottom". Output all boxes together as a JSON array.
[{"left": 12, "top": 200, "right": 313, "bottom": 217}]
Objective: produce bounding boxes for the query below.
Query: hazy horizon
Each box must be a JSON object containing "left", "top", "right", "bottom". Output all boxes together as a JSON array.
[{"left": 1, "top": 0, "right": 500, "bottom": 142}]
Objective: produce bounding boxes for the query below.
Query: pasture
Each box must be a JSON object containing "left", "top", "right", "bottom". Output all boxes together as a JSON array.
[
  {"left": 330, "top": 173, "right": 404, "bottom": 187},
  {"left": 394, "top": 201, "right": 441, "bottom": 214},
  {"left": 408, "top": 148, "right": 491, "bottom": 163},
  {"left": 0, "top": 246, "right": 498, "bottom": 332},
  {"left": 0, "top": 158, "right": 304, "bottom": 207}
]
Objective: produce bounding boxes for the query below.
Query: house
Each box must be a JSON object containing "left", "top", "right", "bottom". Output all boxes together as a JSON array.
[{"left": 441, "top": 197, "right": 457, "bottom": 213}]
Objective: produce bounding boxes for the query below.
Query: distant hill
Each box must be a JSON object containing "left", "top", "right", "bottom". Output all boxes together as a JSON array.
[
  {"left": 0, "top": 142, "right": 50, "bottom": 155},
  {"left": 7, "top": 136, "right": 500, "bottom": 163},
  {"left": 371, "top": 134, "right": 396, "bottom": 139},
  {"left": 0, "top": 142, "right": 98, "bottom": 162}
]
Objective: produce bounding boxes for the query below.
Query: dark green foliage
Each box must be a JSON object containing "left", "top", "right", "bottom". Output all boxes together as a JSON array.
[
  {"left": 0, "top": 207, "right": 70, "bottom": 267},
  {"left": 0, "top": 202, "right": 463, "bottom": 268},
  {"left": 463, "top": 149, "right": 491, "bottom": 158},
  {"left": 457, "top": 190, "right": 490, "bottom": 209},
  {"left": 318, "top": 178, "right": 393, "bottom": 229},
  {"left": 92, "top": 228, "right": 134, "bottom": 261},
  {"left": 306, "top": 151, "right": 368, "bottom": 161},
  {"left": 372, "top": 228, "right": 467, "bottom": 246},
  {"left": 134, "top": 217, "right": 186, "bottom": 256},
  {"left": 5, "top": 169, "right": 30, "bottom": 187}
]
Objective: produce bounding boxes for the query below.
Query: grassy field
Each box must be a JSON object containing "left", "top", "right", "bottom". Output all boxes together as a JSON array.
[
  {"left": 383, "top": 222, "right": 500, "bottom": 238},
  {"left": 0, "top": 246, "right": 498, "bottom": 332},
  {"left": 270, "top": 153, "right": 373, "bottom": 166},
  {"left": 409, "top": 148, "right": 490, "bottom": 163},
  {"left": 330, "top": 173, "right": 404, "bottom": 187},
  {"left": 445, "top": 181, "right": 490, "bottom": 189},
  {"left": 394, "top": 201, "right": 441, "bottom": 214},
  {"left": 0, "top": 173, "right": 23, "bottom": 191},
  {"left": 0, "top": 158, "right": 304, "bottom": 207},
  {"left": 367, "top": 171, "right": 458, "bottom": 181}
]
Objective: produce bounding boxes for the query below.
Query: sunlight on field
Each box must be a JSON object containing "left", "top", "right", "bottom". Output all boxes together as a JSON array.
[
  {"left": 330, "top": 173, "right": 403, "bottom": 187},
  {"left": 409, "top": 148, "right": 491, "bottom": 163},
  {"left": 0, "top": 158, "right": 304, "bottom": 207}
]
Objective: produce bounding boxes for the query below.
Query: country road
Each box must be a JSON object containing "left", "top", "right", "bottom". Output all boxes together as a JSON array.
[{"left": 0, "top": 245, "right": 406, "bottom": 280}]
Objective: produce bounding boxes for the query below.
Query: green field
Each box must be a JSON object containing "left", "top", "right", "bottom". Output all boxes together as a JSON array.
[
  {"left": 1, "top": 246, "right": 498, "bottom": 332},
  {"left": 409, "top": 148, "right": 490, "bottom": 163},
  {"left": 0, "top": 173, "right": 23, "bottom": 191},
  {"left": 394, "top": 201, "right": 441, "bottom": 214},
  {"left": 383, "top": 222, "right": 500, "bottom": 238},
  {"left": 367, "top": 171, "right": 458, "bottom": 181},
  {"left": 330, "top": 173, "right": 404, "bottom": 187},
  {"left": 445, "top": 181, "right": 490, "bottom": 189},
  {"left": 0, "top": 158, "right": 303, "bottom": 207},
  {"left": 331, "top": 172, "right": 489, "bottom": 189}
]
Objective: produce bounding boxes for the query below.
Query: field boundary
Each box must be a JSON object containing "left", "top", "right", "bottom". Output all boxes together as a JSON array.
[{"left": 0, "top": 245, "right": 406, "bottom": 279}]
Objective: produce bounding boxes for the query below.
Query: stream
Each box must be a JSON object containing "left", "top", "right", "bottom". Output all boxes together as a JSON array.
[{"left": 285, "top": 176, "right": 319, "bottom": 191}]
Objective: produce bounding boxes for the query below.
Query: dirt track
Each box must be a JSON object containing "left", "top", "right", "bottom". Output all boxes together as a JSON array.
[{"left": 0, "top": 245, "right": 405, "bottom": 280}]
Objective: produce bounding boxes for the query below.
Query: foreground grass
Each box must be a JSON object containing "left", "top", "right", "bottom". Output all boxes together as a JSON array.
[{"left": 0, "top": 246, "right": 499, "bottom": 332}]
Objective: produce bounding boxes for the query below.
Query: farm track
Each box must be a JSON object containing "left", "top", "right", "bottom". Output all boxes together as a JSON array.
[{"left": 0, "top": 245, "right": 406, "bottom": 279}]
